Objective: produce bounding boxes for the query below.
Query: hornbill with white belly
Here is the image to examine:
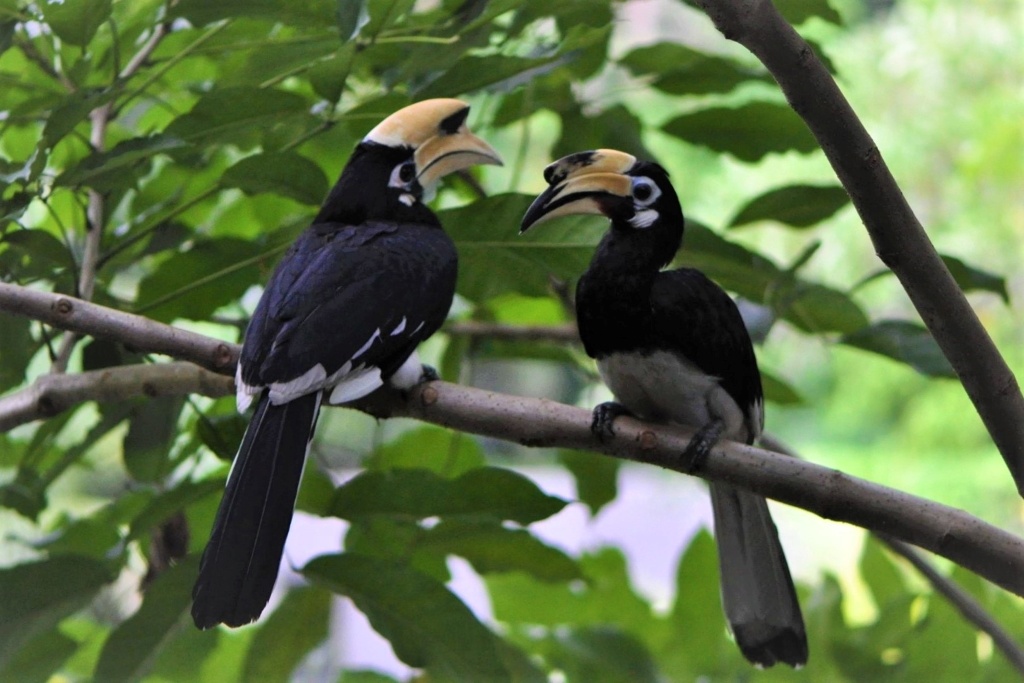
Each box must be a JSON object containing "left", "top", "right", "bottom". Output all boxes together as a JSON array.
[
  {"left": 520, "top": 149, "right": 807, "bottom": 667},
  {"left": 191, "top": 99, "right": 502, "bottom": 629}
]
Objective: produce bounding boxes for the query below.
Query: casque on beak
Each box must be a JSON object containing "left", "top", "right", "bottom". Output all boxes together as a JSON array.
[
  {"left": 363, "top": 98, "right": 503, "bottom": 191},
  {"left": 520, "top": 149, "right": 638, "bottom": 233}
]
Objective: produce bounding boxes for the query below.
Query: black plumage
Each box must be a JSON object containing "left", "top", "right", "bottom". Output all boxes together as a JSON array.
[
  {"left": 192, "top": 99, "right": 501, "bottom": 629},
  {"left": 522, "top": 150, "right": 807, "bottom": 668}
]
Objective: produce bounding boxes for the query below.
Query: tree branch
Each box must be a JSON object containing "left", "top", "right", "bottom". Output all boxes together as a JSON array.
[
  {"left": 2, "top": 285, "right": 1024, "bottom": 601},
  {"left": 878, "top": 534, "right": 1024, "bottom": 676},
  {"left": 51, "top": 19, "right": 171, "bottom": 373},
  {"left": 759, "top": 434, "right": 1024, "bottom": 674},
  {"left": 0, "top": 362, "right": 233, "bottom": 431},
  {"left": 0, "top": 283, "right": 238, "bottom": 374},
  {"left": 696, "top": 0, "right": 1024, "bottom": 493}
]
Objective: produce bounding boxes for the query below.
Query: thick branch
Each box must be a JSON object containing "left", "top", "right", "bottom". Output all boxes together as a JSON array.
[
  {"left": 3, "top": 286, "right": 1024, "bottom": 601},
  {"left": 0, "top": 362, "right": 233, "bottom": 431},
  {"left": 0, "top": 283, "right": 238, "bottom": 373},
  {"left": 697, "top": 0, "right": 1024, "bottom": 492}
]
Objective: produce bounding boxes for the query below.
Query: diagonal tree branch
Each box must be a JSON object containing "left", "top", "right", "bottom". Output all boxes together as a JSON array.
[
  {"left": 696, "top": 0, "right": 1024, "bottom": 493},
  {"left": 3, "top": 285, "right": 1024, "bottom": 601},
  {"left": 759, "top": 434, "right": 1024, "bottom": 675}
]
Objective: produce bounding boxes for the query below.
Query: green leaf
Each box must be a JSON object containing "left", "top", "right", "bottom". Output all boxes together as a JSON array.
[
  {"left": 128, "top": 479, "right": 224, "bottom": 544},
  {"left": 779, "top": 281, "right": 870, "bottom": 334},
  {"left": 487, "top": 549, "right": 654, "bottom": 632},
  {"left": 221, "top": 151, "right": 329, "bottom": 205},
  {"left": 662, "top": 101, "right": 819, "bottom": 162},
  {"left": 418, "top": 55, "right": 564, "bottom": 99},
  {"left": 729, "top": 184, "right": 850, "bottom": 229},
  {"left": 42, "top": 0, "right": 111, "bottom": 47},
  {"left": 242, "top": 587, "right": 330, "bottom": 683},
  {"left": 419, "top": 520, "right": 582, "bottom": 582},
  {"left": 134, "top": 238, "right": 263, "bottom": 323},
  {"left": 546, "top": 627, "right": 660, "bottom": 683},
  {"left": 668, "top": 530, "right": 727, "bottom": 670},
  {"left": 329, "top": 467, "right": 566, "bottom": 524},
  {"left": 0, "top": 312, "right": 33, "bottom": 391},
  {"left": 761, "top": 370, "right": 803, "bottom": 405},
  {"left": 56, "top": 135, "right": 186, "bottom": 191},
  {"left": 941, "top": 254, "right": 1009, "bottom": 303},
  {"left": 303, "top": 553, "right": 510, "bottom": 681},
  {"left": 337, "top": 0, "right": 369, "bottom": 40},
  {"left": 123, "top": 396, "right": 185, "bottom": 483},
  {"left": 439, "top": 193, "right": 600, "bottom": 303},
  {"left": 555, "top": 104, "right": 652, "bottom": 161},
  {"left": 0, "top": 228, "right": 76, "bottom": 280},
  {"left": 859, "top": 537, "right": 907, "bottom": 611},
  {"left": 558, "top": 450, "right": 619, "bottom": 517},
  {"left": 841, "top": 320, "right": 955, "bottom": 377},
  {"left": 42, "top": 90, "right": 115, "bottom": 149},
  {"left": 366, "top": 425, "right": 485, "bottom": 476},
  {"left": 195, "top": 410, "right": 248, "bottom": 462},
  {"left": 0, "top": 628, "right": 78, "bottom": 683},
  {"left": 165, "top": 87, "right": 310, "bottom": 147},
  {"left": 621, "top": 43, "right": 766, "bottom": 96},
  {"left": 93, "top": 556, "right": 198, "bottom": 683},
  {"left": 0, "top": 556, "right": 112, "bottom": 668},
  {"left": 171, "top": 0, "right": 336, "bottom": 26},
  {"left": 776, "top": 0, "right": 842, "bottom": 25}
]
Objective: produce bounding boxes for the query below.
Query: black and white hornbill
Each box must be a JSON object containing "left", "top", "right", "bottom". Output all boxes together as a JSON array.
[
  {"left": 191, "top": 99, "right": 502, "bottom": 629},
  {"left": 520, "top": 149, "right": 807, "bottom": 668}
]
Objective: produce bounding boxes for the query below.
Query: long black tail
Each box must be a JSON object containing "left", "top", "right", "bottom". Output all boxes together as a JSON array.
[
  {"left": 709, "top": 482, "right": 807, "bottom": 668},
  {"left": 191, "top": 391, "right": 321, "bottom": 629}
]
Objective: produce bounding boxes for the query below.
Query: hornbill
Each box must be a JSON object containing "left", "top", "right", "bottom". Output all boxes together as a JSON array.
[
  {"left": 520, "top": 149, "right": 807, "bottom": 667},
  {"left": 191, "top": 99, "right": 502, "bottom": 629}
]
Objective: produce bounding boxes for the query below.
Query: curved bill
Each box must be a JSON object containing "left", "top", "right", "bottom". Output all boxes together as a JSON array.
[
  {"left": 520, "top": 149, "right": 638, "bottom": 233},
  {"left": 415, "top": 129, "right": 503, "bottom": 190}
]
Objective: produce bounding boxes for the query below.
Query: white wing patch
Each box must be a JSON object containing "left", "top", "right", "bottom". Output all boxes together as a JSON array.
[
  {"left": 328, "top": 366, "right": 384, "bottom": 404},
  {"left": 390, "top": 317, "right": 408, "bottom": 336},
  {"left": 388, "top": 350, "right": 422, "bottom": 390},
  {"left": 235, "top": 362, "right": 261, "bottom": 413},
  {"left": 268, "top": 364, "right": 328, "bottom": 405},
  {"left": 352, "top": 328, "right": 382, "bottom": 360}
]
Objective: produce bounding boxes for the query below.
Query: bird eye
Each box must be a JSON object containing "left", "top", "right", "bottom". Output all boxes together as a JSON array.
[
  {"left": 389, "top": 161, "right": 418, "bottom": 190},
  {"left": 631, "top": 177, "right": 660, "bottom": 206}
]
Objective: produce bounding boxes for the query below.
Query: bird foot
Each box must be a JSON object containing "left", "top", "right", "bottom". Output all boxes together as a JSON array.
[
  {"left": 680, "top": 419, "right": 725, "bottom": 473},
  {"left": 418, "top": 364, "right": 440, "bottom": 384},
  {"left": 591, "top": 402, "right": 633, "bottom": 443}
]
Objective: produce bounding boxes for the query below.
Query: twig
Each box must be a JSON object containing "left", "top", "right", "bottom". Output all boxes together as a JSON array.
[
  {"left": 2, "top": 285, "right": 1024, "bottom": 599},
  {"left": 445, "top": 321, "right": 578, "bottom": 343},
  {"left": 50, "top": 19, "right": 171, "bottom": 373},
  {"left": 696, "top": 0, "right": 1024, "bottom": 492},
  {"left": 879, "top": 534, "right": 1024, "bottom": 676},
  {"left": 759, "top": 434, "right": 1024, "bottom": 674},
  {"left": 0, "top": 362, "right": 233, "bottom": 431}
]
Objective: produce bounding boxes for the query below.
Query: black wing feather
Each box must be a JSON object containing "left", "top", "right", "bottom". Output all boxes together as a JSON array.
[
  {"left": 649, "top": 267, "right": 763, "bottom": 435},
  {"left": 241, "top": 220, "right": 457, "bottom": 389}
]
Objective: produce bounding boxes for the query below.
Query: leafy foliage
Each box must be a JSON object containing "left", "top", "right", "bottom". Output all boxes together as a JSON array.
[{"left": 0, "top": 0, "right": 1018, "bottom": 681}]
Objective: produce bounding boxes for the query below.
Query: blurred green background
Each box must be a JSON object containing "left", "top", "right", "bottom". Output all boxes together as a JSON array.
[{"left": 1, "top": 0, "right": 1022, "bottom": 680}]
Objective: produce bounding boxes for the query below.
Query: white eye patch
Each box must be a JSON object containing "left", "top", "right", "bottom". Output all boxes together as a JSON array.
[{"left": 629, "top": 176, "right": 661, "bottom": 228}]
